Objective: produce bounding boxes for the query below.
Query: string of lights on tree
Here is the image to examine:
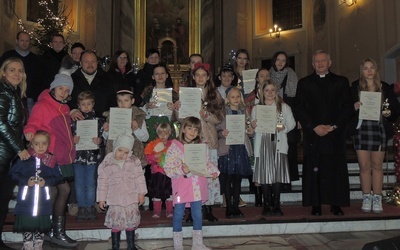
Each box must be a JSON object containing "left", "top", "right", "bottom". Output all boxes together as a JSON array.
[
  {"left": 16, "top": 0, "right": 74, "bottom": 55},
  {"left": 384, "top": 123, "right": 400, "bottom": 206}
]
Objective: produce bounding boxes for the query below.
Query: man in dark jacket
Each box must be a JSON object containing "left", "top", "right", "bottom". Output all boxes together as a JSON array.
[
  {"left": 41, "top": 34, "right": 69, "bottom": 94},
  {"left": 70, "top": 50, "right": 114, "bottom": 120},
  {"left": 0, "top": 31, "right": 42, "bottom": 113},
  {"left": 295, "top": 50, "right": 353, "bottom": 216}
]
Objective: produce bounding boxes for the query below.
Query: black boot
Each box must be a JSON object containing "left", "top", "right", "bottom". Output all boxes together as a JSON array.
[
  {"left": 272, "top": 183, "right": 284, "bottom": 216},
  {"left": 111, "top": 231, "right": 120, "bottom": 250},
  {"left": 126, "top": 230, "right": 137, "bottom": 250},
  {"left": 232, "top": 202, "right": 244, "bottom": 218},
  {"left": 203, "top": 205, "right": 218, "bottom": 222},
  {"left": 261, "top": 184, "right": 272, "bottom": 216},
  {"left": 232, "top": 174, "right": 244, "bottom": 217},
  {"left": 255, "top": 186, "right": 263, "bottom": 207},
  {"left": 225, "top": 194, "right": 235, "bottom": 218},
  {"left": 185, "top": 208, "right": 193, "bottom": 223},
  {"left": 0, "top": 239, "right": 15, "bottom": 249},
  {"left": 148, "top": 197, "right": 154, "bottom": 211},
  {"left": 52, "top": 216, "right": 79, "bottom": 247}
]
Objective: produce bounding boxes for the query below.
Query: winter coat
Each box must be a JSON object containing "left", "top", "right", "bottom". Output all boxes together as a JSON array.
[
  {"left": 217, "top": 107, "right": 253, "bottom": 157},
  {"left": 24, "top": 90, "right": 76, "bottom": 165},
  {"left": 41, "top": 49, "right": 69, "bottom": 91},
  {"left": 72, "top": 111, "right": 105, "bottom": 165},
  {"left": 107, "top": 68, "right": 142, "bottom": 107},
  {"left": 97, "top": 153, "right": 147, "bottom": 206},
  {"left": 0, "top": 81, "right": 26, "bottom": 172},
  {"left": 163, "top": 140, "right": 219, "bottom": 205},
  {"left": 135, "top": 63, "right": 174, "bottom": 104},
  {"left": 104, "top": 106, "right": 148, "bottom": 166},
  {"left": 9, "top": 157, "right": 62, "bottom": 216},
  {"left": 70, "top": 69, "right": 115, "bottom": 117},
  {"left": 0, "top": 50, "right": 43, "bottom": 101}
]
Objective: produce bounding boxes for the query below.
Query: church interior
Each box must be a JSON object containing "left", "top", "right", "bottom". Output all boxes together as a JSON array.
[{"left": 1, "top": 0, "right": 400, "bottom": 249}]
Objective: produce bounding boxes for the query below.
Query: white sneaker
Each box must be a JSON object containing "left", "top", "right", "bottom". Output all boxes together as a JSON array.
[
  {"left": 372, "top": 194, "right": 383, "bottom": 213},
  {"left": 361, "top": 194, "right": 372, "bottom": 212}
]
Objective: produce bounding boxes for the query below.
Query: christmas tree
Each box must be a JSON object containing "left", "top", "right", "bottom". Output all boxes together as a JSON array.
[{"left": 16, "top": 0, "right": 74, "bottom": 55}]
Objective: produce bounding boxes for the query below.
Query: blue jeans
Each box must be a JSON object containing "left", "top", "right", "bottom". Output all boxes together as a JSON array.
[
  {"left": 74, "top": 163, "right": 97, "bottom": 207},
  {"left": 173, "top": 200, "right": 202, "bottom": 232}
]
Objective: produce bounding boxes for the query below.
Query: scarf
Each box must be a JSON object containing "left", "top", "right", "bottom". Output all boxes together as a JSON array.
[
  {"left": 269, "top": 67, "right": 298, "bottom": 97},
  {"left": 28, "top": 148, "right": 57, "bottom": 168}
]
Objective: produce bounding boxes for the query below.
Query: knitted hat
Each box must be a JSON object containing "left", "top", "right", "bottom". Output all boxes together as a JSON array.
[
  {"left": 50, "top": 73, "right": 74, "bottom": 95},
  {"left": 113, "top": 129, "right": 134, "bottom": 155}
]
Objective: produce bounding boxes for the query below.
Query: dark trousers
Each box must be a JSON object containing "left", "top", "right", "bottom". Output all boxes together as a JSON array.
[{"left": 0, "top": 169, "right": 15, "bottom": 236}]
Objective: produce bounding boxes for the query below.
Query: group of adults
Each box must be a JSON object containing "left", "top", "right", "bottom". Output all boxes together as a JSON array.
[
  {"left": 0, "top": 30, "right": 399, "bottom": 249},
  {"left": 0, "top": 32, "right": 170, "bottom": 249}
]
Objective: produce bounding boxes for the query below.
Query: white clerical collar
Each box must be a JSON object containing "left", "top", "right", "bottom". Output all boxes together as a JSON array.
[{"left": 317, "top": 72, "right": 329, "bottom": 78}]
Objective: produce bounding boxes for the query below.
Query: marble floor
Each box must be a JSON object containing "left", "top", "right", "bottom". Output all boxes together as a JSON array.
[{"left": 4, "top": 230, "right": 400, "bottom": 249}]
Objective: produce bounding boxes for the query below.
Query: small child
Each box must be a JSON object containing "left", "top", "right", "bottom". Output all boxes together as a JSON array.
[
  {"left": 97, "top": 129, "right": 147, "bottom": 250},
  {"left": 72, "top": 91, "right": 104, "bottom": 221},
  {"left": 216, "top": 65, "right": 237, "bottom": 99},
  {"left": 24, "top": 72, "right": 78, "bottom": 247},
  {"left": 251, "top": 80, "right": 295, "bottom": 216},
  {"left": 144, "top": 122, "right": 173, "bottom": 218},
  {"left": 9, "top": 130, "right": 62, "bottom": 250},
  {"left": 103, "top": 90, "right": 149, "bottom": 167},
  {"left": 164, "top": 116, "right": 219, "bottom": 250},
  {"left": 244, "top": 68, "right": 270, "bottom": 117},
  {"left": 217, "top": 86, "right": 253, "bottom": 218}
]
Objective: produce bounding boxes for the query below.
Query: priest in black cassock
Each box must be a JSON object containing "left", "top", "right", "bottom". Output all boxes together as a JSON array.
[{"left": 295, "top": 50, "right": 353, "bottom": 216}]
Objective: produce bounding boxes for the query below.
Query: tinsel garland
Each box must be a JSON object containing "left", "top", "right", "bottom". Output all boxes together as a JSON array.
[{"left": 384, "top": 129, "right": 400, "bottom": 205}]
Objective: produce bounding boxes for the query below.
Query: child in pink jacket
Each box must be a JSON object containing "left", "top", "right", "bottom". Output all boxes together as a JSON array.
[
  {"left": 164, "top": 116, "right": 219, "bottom": 250},
  {"left": 24, "top": 73, "right": 77, "bottom": 248},
  {"left": 97, "top": 129, "right": 147, "bottom": 250}
]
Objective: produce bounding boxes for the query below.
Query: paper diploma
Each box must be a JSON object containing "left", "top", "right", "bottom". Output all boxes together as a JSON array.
[
  {"left": 179, "top": 87, "right": 202, "bottom": 119},
  {"left": 255, "top": 105, "right": 277, "bottom": 134},
  {"left": 184, "top": 144, "right": 211, "bottom": 177},
  {"left": 359, "top": 91, "right": 382, "bottom": 121},
  {"left": 109, "top": 108, "right": 132, "bottom": 139},
  {"left": 150, "top": 88, "right": 173, "bottom": 117},
  {"left": 76, "top": 119, "right": 98, "bottom": 151},
  {"left": 242, "top": 69, "right": 258, "bottom": 94},
  {"left": 226, "top": 114, "right": 245, "bottom": 145}
]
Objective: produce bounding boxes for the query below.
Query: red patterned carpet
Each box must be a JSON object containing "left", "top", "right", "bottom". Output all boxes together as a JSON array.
[{"left": 4, "top": 202, "right": 400, "bottom": 232}]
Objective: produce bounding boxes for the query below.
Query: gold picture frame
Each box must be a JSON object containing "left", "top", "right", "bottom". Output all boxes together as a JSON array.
[{"left": 133, "top": 0, "right": 201, "bottom": 66}]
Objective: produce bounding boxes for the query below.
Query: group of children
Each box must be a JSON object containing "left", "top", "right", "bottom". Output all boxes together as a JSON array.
[{"left": 11, "top": 55, "right": 295, "bottom": 250}]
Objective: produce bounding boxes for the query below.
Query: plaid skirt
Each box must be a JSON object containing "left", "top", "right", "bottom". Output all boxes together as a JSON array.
[{"left": 353, "top": 120, "right": 387, "bottom": 151}]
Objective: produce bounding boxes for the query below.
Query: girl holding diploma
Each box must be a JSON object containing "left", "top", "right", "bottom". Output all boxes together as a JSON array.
[
  {"left": 174, "top": 63, "right": 225, "bottom": 221},
  {"left": 233, "top": 49, "right": 251, "bottom": 91},
  {"left": 10, "top": 130, "right": 61, "bottom": 250},
  {"left": 250, "top": 80, "right": 295, "bottom": 216},
  {"left": 350, "top": 58, "right": 400, "bottom": 214},
  {"left": 143, "top": 63, "right": 178, "bottom": 141},
  {"left": 164, "top": 116, "right": 219, "bottom": 250},
  {"left": 217, "top": 86, "right": 253, "bottom": 218},
  {"left": 71, "top": 91, "right": 104, "bottom": 221}
]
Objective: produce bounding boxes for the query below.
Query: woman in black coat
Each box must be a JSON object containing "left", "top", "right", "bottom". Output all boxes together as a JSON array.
[
  {"left": 0, "top": 57, "right": 30, "bottom": 249},
  {"left": 350, "top": 58, "right": 400, "bottom": 214},
  {"left": 107, "top": 49, "right": 142, "bottom": 106},
  {"left": 134, "top": 49, "right": 173, "bottom": 106}
]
